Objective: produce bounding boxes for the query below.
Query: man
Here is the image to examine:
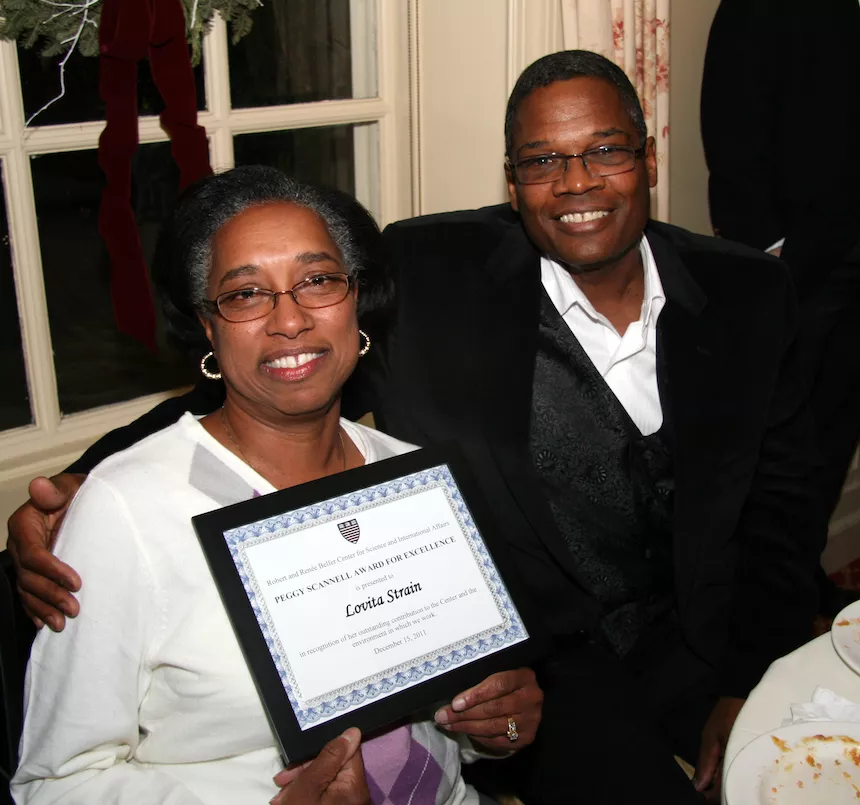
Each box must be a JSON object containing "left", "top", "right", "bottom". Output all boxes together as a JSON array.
[
  {"left": 701, "top": 0, "right": 860, "bottom": 608},
  {"left": 8, "top": 52, "right": 821, "bottom": 803}
]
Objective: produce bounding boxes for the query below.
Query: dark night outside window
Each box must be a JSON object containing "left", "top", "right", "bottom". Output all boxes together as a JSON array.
[
  {"left": 31, "top": 145, "right": 196, "bottom": 416},
  {"left": 233, "top": 124, "right": 360, "bottom": 196},
  {"left": 229, "top": 0, "right": 374, "bottom": 109}
]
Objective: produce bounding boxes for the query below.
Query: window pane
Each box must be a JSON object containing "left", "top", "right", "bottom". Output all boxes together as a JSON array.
[
  {"left": 31, "top": 145, "right": 197, "bottom": 416},
  {"left": 0, "top": 161, "right": 32, "bottom": 431},
  {"left": 229, "top": 0, "right": 377, "bottom": 109},
  {"left": 19, "top": 44, "right": 205, "bottom": 126},
  {"left": 233, "top": 124, "right": 360, "bottom": 195}
]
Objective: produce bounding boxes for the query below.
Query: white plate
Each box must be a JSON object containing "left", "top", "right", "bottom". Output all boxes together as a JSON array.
[
  {"left": 724, "top": 722, "right": 860, "bottom": 804},
  {"left": 832, "top": 600, "right": 860, "bottom": 675}
]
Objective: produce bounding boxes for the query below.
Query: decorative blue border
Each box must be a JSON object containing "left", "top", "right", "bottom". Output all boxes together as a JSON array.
[{"left": 224, "top": 464, "right": 528, "bottom": 729}]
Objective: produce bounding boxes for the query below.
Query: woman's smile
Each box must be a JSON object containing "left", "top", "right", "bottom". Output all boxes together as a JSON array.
[{"left": 261, "top": 349, "right": 328, "bottom": 381}]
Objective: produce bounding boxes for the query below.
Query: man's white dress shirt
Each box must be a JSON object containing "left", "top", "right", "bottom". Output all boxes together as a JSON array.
[{"left": 540, "top": 236, "right": 665, "bottom": 435}]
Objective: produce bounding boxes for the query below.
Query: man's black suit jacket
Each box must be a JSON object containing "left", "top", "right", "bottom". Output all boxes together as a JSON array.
[
  {"left": 701, "top": 0, "right": 860, "bottom": 294},
  {"left": 364, "top": 204, "right": 820, "bottom": 698},
  {"left": 71, "top": 204, "right": 821, "bottom": 700}
]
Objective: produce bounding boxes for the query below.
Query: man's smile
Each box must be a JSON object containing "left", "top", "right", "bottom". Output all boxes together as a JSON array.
[{"left": 557, "top": 210, "right": 611, "bottom": 224}]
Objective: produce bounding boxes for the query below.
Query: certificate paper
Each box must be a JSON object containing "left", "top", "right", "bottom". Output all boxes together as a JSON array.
[
  {"left": 226, "top": 465, "right": 526, "bottom": 727},
  {"left": 194, "top": 447, "right": 537, "bottom": 760}
]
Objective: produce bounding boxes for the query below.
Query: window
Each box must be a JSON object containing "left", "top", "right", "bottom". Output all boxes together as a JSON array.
[{"left": 0, "top": 1, "right": 411, "bottom": 486}]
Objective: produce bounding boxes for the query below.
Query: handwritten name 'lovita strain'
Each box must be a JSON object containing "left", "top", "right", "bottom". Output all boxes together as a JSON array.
[{"left": 345, "top": 581, "right": 424, "bottom": 617}]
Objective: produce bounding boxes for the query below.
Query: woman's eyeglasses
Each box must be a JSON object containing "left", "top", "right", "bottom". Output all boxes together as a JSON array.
[{"left": 204, "top": 272, "right": 353, "bottom": 323}]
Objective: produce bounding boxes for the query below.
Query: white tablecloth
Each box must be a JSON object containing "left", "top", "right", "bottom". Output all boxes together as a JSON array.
[{"left": 721, "top": 632, "right": 860, "bottom": 803}]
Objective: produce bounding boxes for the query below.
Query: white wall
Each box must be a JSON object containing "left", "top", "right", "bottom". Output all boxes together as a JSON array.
[
  {"left": 668, "top": 0, "right": 720, "bottom": 235},
  {"left": 416, "top": 0, "right": 510, "bottom": 214},
  {"left": 413, "top": 0, "right": 564, "bottom": 216}
]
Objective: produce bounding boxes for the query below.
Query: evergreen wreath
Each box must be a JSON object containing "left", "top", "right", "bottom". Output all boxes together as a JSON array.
[{"left": 0, "top": 0, "right": 262, "bottom": 65}]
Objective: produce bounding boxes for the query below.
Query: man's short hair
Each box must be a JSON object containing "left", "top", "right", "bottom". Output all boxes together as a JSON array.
[{"left": 504, "top": 50, "right": 648, "bottom": 156}]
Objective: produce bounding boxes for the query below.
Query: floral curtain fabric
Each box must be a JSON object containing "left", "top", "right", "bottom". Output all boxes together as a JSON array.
[{"left": 560, "top": 0, "right": 670, "bottom": 220}]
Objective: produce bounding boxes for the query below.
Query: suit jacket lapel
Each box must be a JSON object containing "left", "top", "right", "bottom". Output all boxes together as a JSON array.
[
  {"left": 647, "top": 224, "right": 717, "bottom": 615},
  {"left": 474, "top": 223, "right": 594, "bottom": 583}
]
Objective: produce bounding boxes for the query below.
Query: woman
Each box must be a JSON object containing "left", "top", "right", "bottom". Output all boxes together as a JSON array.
[{"left": 11, "top": 167, "right": 541, "bottom": 805}]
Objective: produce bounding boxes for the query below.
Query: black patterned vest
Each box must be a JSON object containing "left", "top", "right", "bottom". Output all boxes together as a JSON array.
[{"left": 529, "top": 290, "right": 675, "bottom": 658}]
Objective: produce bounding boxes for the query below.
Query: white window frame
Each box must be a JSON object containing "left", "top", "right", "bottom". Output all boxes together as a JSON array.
[{"left": 0, "top": 1, "right": 413, "bottom": 506}]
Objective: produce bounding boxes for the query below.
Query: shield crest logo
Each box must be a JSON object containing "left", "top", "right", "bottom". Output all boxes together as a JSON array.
[{"left": 337, "top": 518, "right": 360, "bottom": 544}]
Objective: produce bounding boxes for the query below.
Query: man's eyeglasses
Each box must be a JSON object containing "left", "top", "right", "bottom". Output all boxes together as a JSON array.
[
  {"left": 508, "top": 145, "right": 645, "bottom": 185},
  {"left": 204, "top": 272, "right": 353, "bottom": 323}
]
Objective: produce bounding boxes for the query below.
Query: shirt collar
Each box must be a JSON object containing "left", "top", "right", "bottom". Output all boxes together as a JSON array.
[
  {"left": 639, "top": 234, "right": 666, "bottom": 328},
  {"left": 540, "top": 235, "right": 666, "bottom": 329}
]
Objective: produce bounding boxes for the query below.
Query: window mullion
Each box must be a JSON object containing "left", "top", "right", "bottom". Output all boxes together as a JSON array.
[
  {"left": 346, "top": 0, "right": 378, "bottom": 218},
  {"left": 226, "top": 98, "right": 388, "bottom": 133},
  {"left": 376, "top": 0, "right": 415, "bottom": 226},
  {"left": 204, "top": 13, "right": 235, "bottom": 172},
  {"left": 18, "top": 116, "right": 183, "bottom": 157},
  {"left": 0, "top": 40, "right": 61, "bottom": 436}
]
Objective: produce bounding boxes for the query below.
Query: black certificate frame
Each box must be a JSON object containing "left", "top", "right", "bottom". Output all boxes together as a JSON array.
[{"left": 193, "top": 443, "right": 545, "bottom": 764}]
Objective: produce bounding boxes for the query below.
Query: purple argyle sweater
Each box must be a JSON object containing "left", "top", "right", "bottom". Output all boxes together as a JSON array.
[{"left": 363, "top": 722, "right": 478, "bottom": 805}]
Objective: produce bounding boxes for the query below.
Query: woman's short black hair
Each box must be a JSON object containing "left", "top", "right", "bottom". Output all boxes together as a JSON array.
[
  {"left": 504, "top": 50, "right": 647, "bottom": 156},
  {"left": 151, "top": 166, "right": 389, "bottom": 360}
]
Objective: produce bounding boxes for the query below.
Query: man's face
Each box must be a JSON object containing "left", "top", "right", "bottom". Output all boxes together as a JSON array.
[{"left": 506, "top": 77, "right": 657, "bottom": 274}]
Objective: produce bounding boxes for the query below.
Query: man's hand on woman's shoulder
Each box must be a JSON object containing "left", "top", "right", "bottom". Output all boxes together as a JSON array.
[
  {"left": 6, "top": 473, "right": 86, "bottom": 631},
  {"left": 272, "top": 728, "right": 370, "bottom": 805}
]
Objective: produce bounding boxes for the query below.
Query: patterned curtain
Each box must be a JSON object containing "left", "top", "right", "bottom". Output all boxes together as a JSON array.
[{"left": 559, "top": 0, "right": 670, "bottom": 221}]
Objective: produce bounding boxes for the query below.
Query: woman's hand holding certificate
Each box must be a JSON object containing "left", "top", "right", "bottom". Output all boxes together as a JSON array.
[
  {"left": 434, "top": 668, "right": 543, "bottom": 752},
  {"left": 272, "top": 728, "right": 369, "bottom": 805}
]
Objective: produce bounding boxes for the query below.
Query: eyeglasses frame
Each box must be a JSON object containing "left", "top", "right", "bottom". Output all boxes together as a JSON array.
[
  {"left": 202, "top": 271, "right": 355, "bottom": 323},
  {"left": 507, "top": 145, "right": 646, "bottom": 185}
]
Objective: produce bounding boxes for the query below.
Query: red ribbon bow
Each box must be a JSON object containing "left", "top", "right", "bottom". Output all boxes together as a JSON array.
[{"left": 98, "top": 0, "right": 212, "bottom": 351}]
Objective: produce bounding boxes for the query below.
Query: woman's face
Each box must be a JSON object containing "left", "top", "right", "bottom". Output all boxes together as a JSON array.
[{"left": 201, "top": 201, "right": 359, "bottom": 422}]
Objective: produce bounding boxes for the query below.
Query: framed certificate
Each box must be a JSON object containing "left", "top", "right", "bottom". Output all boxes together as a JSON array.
[{"left": 192, "top": 444, "right": 542, "bottom": 763}]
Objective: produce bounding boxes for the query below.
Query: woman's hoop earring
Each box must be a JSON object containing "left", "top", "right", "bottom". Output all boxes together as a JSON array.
[
  {"left": 358, "top": 330, "right": 371, "bottom": 357},
  {"left": 200, "top": 351, "right": 222, "bottom": 380}
]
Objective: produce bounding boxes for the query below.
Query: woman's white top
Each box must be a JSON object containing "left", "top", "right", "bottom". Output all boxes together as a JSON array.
[{"left": 12, "top": 413, "right": 479, "bottom": 805}]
